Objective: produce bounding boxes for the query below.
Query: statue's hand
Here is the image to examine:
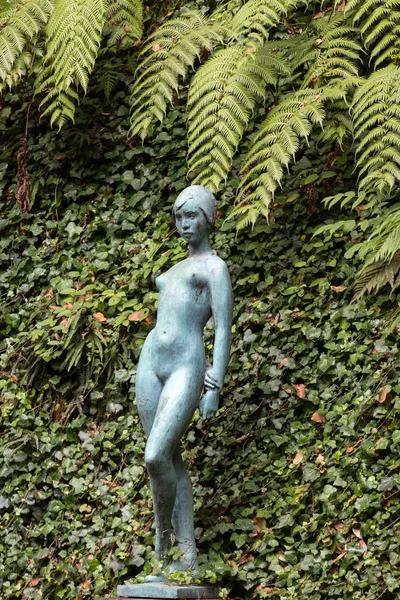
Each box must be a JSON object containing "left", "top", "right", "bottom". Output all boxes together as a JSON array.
[
  {"left": 199, "top": 390, "right": 219, "bottom": 420},
  {"left": 204, "top": 368, "right": 220, "bottom": 392}
]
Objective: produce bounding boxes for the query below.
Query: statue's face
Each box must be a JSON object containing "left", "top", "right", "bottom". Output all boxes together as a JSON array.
[{"left": 174, "top": 197, "right": 209, "bottom": 244}]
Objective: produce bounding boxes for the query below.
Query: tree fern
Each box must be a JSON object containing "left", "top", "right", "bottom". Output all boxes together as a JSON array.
[
  {"left": 129, "top": 12, "right": 227, "bottom": 140},
  {"left": 232, "top": 90, "right": 325, "bottom": 229},
  {"left": 353, "top": 255, "right": 400, "bottom": 299},
  {"left": 105, "top": 0, "right": 142, "bottom": 45},
  {"left": 352, "top": 65, "right": 400, "bottom": 196},
  {"left": 187, "top": 45, "right": 289, "bottom": 191},
  {"left": 347, "top": 0, "right": 400, "bottom": 67},
  {"left": 231, "top": 0, "right": 294, "bottom": 44},
  {"left": 0, "top": 48, "right": 34, "bottom": 94},
  {"left": 302, "top": 13, "right": 362, "bottom": 89},
  {"left": 35, "top": 0, "right": 107, "bottom": 129},
  {"left": 0, "top": 0, "right": 53, "bottom": 83}
]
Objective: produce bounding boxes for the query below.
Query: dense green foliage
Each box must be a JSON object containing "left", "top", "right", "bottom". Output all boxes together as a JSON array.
[
  {"left": 2, "top": 0, "right": 400, "bottom": 293},
  {"left": 1, "top": 24, "right": 400, "bottom": 597}
]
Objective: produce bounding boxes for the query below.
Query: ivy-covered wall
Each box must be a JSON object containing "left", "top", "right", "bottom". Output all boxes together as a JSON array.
[{"left": 1, "top": 55, "right": 399, "bottom": 600}]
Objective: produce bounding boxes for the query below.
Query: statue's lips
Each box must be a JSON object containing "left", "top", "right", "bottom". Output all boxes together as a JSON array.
[{"left": 181, "top": 231, "right": 193, "bottom": 239}]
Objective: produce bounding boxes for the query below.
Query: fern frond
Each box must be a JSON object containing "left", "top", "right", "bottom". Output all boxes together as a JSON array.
[
  {"left": 0, "top": 47, "right": 33, "bottom": 93},
  {"left": 129, "top": 11, "right": 227, "bottom": 140},
  {"left": 105, "top": 0, "right": 142, "bottom": 45},
  {"left": 0, "top": 0, "right": 53, "bottom": 83},
  {"left": 231, "top": 0, "right": 293, "bottom": 44},
  {"left": 36, "top": 0, "right": 106, "bottom": 129},
  {"left": 302, "top": 13, "right": 362, "bottom": 89},
  {"left": 347, "top": 0, "right": 400, "bottom": 67},
  {"left": 187, "top": 44, "right": 289, "bottom": 191},
  {"left": 232, "top": 89, "right": 324, "bottom": 227},
  {"left": 353, "top": 255, "right": 400, "bottom": 299},
  {"left": 352, "top": 65, "right": 400, "bottom": 196}
]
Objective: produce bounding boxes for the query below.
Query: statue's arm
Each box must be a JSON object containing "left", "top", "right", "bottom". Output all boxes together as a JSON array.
[
  {"left": 204, "top": 260, "right": 233, "bottom": 387},
  {"left": 199, "top": 260, "right": 232, "bottom": 419},
  {"left": 209, "top": 260, "right": 233, "bottom": 388}
]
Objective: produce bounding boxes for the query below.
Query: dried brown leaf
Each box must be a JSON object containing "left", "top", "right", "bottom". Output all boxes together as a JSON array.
[
  {"left": 293, "top": 451, "right": 303, "bottom": 465},
  {"left": 128, "top": 311, "right": 145, "bottom": 321},
  {"left": 311, "top": 412, "right": 326, "bottom": 423},
  {"left": 293, "top": 383, "right": 305, "bottom": 398},
  {"left": 93, "top": 312, "right": 107, "bottom": 323}
]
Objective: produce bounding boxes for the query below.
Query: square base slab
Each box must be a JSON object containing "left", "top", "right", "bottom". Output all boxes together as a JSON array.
[{"left": 104, "top": 583, "right": 219, "bottom": 599}]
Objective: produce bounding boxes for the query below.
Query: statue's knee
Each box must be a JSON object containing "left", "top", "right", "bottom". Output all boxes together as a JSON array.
[{"left": 145, "top": 448, "right": 163, "bottom": 474}]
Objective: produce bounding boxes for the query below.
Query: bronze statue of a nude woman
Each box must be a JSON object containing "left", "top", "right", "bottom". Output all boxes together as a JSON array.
[{"left": 135, "top": 185, "right": 233, "bottom": 581}]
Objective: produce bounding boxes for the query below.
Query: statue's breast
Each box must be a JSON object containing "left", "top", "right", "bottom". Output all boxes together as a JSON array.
[{"left": 156, "top": 262, "right": 208, "bottom": 295}]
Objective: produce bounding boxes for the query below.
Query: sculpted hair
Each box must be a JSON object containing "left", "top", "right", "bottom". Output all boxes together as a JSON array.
[{"left": 172, "top": 185, "right": 217, "bottom": 228}]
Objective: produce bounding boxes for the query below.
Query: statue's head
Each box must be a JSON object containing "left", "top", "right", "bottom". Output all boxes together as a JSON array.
[{"left": 172, "top": 185, "right": 216, "bottom": 231}]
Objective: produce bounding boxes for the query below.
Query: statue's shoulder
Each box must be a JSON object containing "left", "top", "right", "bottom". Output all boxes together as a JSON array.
[{"left": 208, "top": 254, "right": 230, "bottom": 275}]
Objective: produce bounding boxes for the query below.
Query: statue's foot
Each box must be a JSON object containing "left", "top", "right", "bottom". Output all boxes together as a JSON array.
[
  {"left": 168, "top": 551, "right": 199, "bottom": 580},
  {"left": 144, "top": 573, "right": 167, "bottom": 583}
]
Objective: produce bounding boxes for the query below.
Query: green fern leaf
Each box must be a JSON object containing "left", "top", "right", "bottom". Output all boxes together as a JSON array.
[
  {"left": 105, "top": 0, "right": 142, "bottom": 45},
  {"left": 231, "top": 0, "right": 293, "bottom": 44},
  {"left": 0, "top": 0, "right": 53, "bottom": 83},
  {"left": 129, "top": 11, "right": 227, "bottom": 140},
  {"left": 352, "top": 65, "right": 400, "bottom": 196},
  {"left": 36, "top": 0, "right": 107, "bottom": 129},
  {"left": 347, "top": 0, "right": 400, "bottom": 67},
  {"left": 187, "top": 44, "right": 289, "bottom": 191},
  {"left": 302, "top": 13, "right": 362, "bottom": 89},
  {"left": 232, "top": 89, "right": 324, "bottom": 227}
]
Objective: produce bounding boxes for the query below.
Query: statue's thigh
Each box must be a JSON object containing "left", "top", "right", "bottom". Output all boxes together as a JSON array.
[
  {"left": 147, "top": 367, "right": 203, "bottom": 458},
  {"left": 136, "top": 362, "right": 162, "bottom": 437}
]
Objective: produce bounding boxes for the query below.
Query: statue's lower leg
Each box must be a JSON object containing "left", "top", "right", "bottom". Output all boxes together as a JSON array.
[
  {"left": 144, "top": 454, "right": 177, "bottom": 583},
  {"left": 170, "top": 453, "right": 198, "bottom": 575}
]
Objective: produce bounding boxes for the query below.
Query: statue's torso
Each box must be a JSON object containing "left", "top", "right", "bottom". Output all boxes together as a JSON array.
[{"left": 140, "top": 256, "right": 221, "bottom": 380}]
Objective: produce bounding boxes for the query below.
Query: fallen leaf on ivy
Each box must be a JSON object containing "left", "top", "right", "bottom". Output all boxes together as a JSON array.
[
  {"left": 355, "top": 204, "right": 366, "bottom": 216},
  {"left": 279, "top": 356, "right": 289, "bottom": 368},
  {"left": 379, "top": 385, "right": 391, "bottom": 403},
  {"left": 330, "top": 285, "right": 347, "bottom": 292},
  {"left": 128, "top": 311, "right": 145, "bottom": 321},
  {"left": 293, "top": 383, "right": 305, "bottom": 398},
  {"left": 254, "top": 517, "right": 266, "bottom": 532},
  {"left": 277, "top": 551, "right": 287, "bottom": 562},
  {"left": 293, "top": 451, "right": 303, "bottom": 465},
  {"left": 29, "top": 578, "right": 40, "bottom": 587},
  {"left": 346, "top": 439, "right": 362, "bottom": 453},
  {"left": 311, "top": 412, "right": 326, "bottom": 423},
  {"left": 334, "top": 523, "right": 344, "bottom": 530},
  {"left": 332, "top": 551, "right": 346, "bottom": 563},
  {"left": 359, "top": 539, "right": 367, "bottom": 558},
  {"left": 80, "top": 580, "right": 91, "bottom": 591},
  {"left": 93, "top": 312, "right": 107, "bottom": 322}
]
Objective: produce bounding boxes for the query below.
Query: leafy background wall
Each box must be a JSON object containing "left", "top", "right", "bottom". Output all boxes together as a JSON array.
[{"left": 1, "top": 1, "right": 400, "bottom": 599}]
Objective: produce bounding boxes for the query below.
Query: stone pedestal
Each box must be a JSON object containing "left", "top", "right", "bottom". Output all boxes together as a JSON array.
[{"left": 101, "top": 582, "right": 219, "bottom": 599}]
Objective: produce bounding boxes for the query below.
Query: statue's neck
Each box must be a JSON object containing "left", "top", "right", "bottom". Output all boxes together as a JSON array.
[{"left": 188, "top": 238, "right": 212, "bottom": 258}]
